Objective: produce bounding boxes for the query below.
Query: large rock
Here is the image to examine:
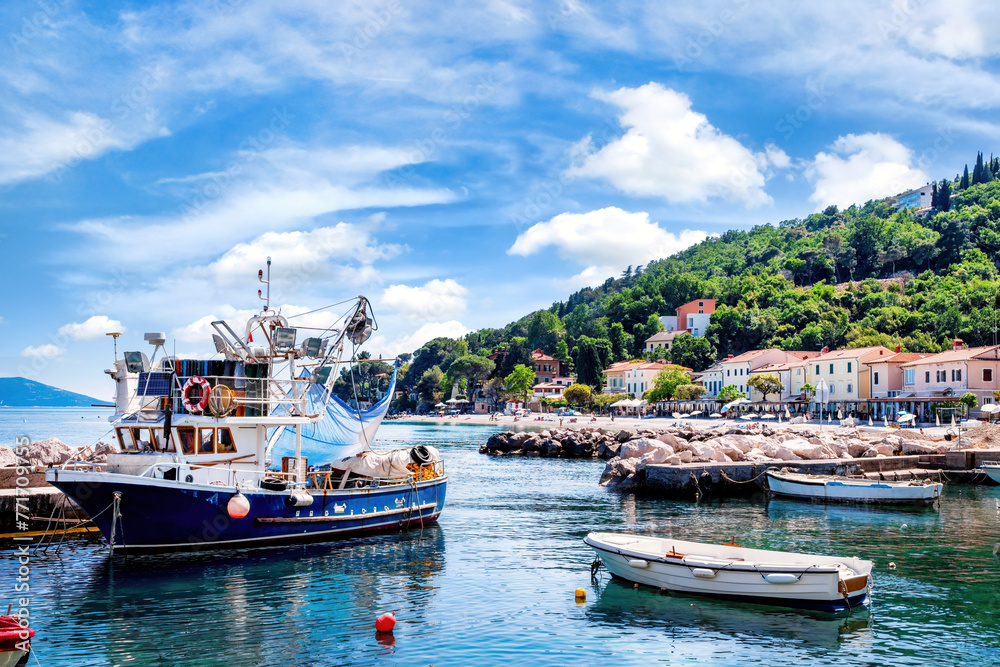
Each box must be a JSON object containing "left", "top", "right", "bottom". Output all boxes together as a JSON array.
[
  {"left": 620, "top": 438, "right": 664, "bottom": 460},
  {"left": 615, "top": 429, "right": 636, "bottom": 443},
  {"left": 901, "top": 441, "right": 946, "bottom": 455},
  {"left": 638, "top": 444, "right": 675, "bottom": 465},
  {"left": 655, "top": 432, "right": 683, "bottom": 449},
  {"left": 26, "top": 438, "right": 75, "bottom": 467},
  {"left": 0, "top": 446, "right": 16, "bottom": 467},
  {"left": 781, "top": 438, "right": 828, "bottom": 460}
]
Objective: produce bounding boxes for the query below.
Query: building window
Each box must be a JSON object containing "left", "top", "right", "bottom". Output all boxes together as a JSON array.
[
  {"left": 847, "top": 383, "right": 853, "bottom": 394},
  {"left": 699, "top": 301, "right": 704, "bottom": 307},
  {"left": 925, "top": 371, "right": 930, "bottom": 383},
  {"left": 985, "top": 369, "right": 993, "bottom": 382},
  {"left": 829, "top": 363, "right": 834, "bottom": 374},
  {"left": 816, "top": 364, "right": 820, "bottom": 374},
  {"left": 698, "top": 309, "right": 704, "bottom": 314},
  {"left": 796, "top": 368, "right": 801, "bottom": 376},
  {"left": 953, "top": 369, "right": 962, "bottom": 382},
  {"left": 936, "top": 370, "right": 946, "bottom": 382},
  {"left": 847, "top": 362, "right": 852, "bottom": 373},
  {"left": 830, "top": 385, "right": 835, "bottom": 395},
  {"left": 905, "top": 369, "right": 914, "bottom": 384},
  {"left": 874, "top": 371, "right": 879, "bottom": 385}
]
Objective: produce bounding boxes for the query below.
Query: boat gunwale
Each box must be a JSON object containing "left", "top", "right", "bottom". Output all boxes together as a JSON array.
[{"left": 584, "top": 534, "right": 868, "bottom": 577}]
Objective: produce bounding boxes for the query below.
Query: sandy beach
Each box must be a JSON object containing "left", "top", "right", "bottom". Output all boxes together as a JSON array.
[{"left": 389, "top": 412, "right": 983, "bottom": 442}]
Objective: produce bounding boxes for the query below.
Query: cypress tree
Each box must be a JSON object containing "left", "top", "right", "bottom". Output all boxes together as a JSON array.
[
  {"left": 960, "top": 165, "right": 970, "bottom": 190},
  {"left": 940, "top": 179, "right": 952, "bottom": 211},
  {"left": 931, "top": 181, "right": 940, "bottom": 209},
  {"left": 973, "top": 152, "right": 985, "bottom": 185}
]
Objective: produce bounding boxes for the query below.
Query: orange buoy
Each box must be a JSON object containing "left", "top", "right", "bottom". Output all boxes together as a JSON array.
[
  {"left": 227, "top": 493, "right": 250, "bottom": 519},
  {"left": 574, "top": 588, "right": 586, "bottom": 600},
  {"left": 375, "top": 611, "right": 396, "bottom": 632}
]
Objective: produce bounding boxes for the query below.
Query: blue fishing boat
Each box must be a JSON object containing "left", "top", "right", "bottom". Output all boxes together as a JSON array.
[{"left": 46, "top": 259, "right": 447, "bottom": 552}]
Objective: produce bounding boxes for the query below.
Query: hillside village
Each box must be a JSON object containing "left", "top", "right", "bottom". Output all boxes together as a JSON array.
[{"left": 332, "top": 156, "right": 1000, "bottom": 425}]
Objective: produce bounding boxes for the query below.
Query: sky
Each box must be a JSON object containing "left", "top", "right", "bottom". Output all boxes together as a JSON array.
[{"left": 2, "top": 0, "right": 1000, "bottom": 399}]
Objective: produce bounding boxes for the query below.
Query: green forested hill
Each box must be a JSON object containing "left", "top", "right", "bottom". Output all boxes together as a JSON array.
[{"left": 398, "top": 159, "right": 1000, "bottom": 402}]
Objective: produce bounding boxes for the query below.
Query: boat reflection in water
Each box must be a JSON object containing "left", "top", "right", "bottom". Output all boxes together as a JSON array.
[
  {"left": 63, "top": 527, "right": 445, "bottom": 666},
  {"left": 587, "top": 577, "right": 872, "bottom": 650}
]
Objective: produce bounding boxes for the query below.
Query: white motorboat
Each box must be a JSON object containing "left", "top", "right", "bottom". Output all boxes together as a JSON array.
[
  {"left": 585, "top": 532, "right": 871, "bottom": 612},
  {"left": 766, "top": 470, "right": 942, "bottom": 505},
  {"left": 981, "top": 461, "right": 1000, "bottom": 484}
]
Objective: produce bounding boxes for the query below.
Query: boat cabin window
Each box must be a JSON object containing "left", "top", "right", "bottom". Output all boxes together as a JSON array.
[
  {"left": 217, "top": 428, "right": 237, "bottom": 454},
  {"left": 130, "top": 427, "right": 159, "bottom": 452},
  {"left": 159, "top": 429, "right": 176, "bottom": 453},
  {"left": 177, "top": 427, "right": 196, "bottom": 455},
  {"left": 198, "top": 428, "right": 216, "bottom": 454},
  {"left": 117, "top": 427, "right": 138, "bottom": 451}
]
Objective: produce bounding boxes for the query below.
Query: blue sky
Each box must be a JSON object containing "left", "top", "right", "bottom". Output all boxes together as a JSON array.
[{"left": 2, "top": 0, "right": 999, "bottom": 398}]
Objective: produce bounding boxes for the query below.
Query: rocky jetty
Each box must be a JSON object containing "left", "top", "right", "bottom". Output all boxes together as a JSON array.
[
  {"left": 0, "top": 438, "right": 115, "bottom": 475},
  {"left": 480, "top": 425, "right": 965, "bottom": 490}
]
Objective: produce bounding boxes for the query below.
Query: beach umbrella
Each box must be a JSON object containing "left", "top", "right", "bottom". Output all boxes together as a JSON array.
[
  {"left": 739, "top": 414, "right": 753, "bottom": 420},
  {"left": 760, "top": 413, "right": 776, "bottom": 419},
  {"left": 951, "top": 414, "right": 956, "bottom": 428},
  {"left": 688, "top": 410, "right": 702, "bottom": 417},
  {"left": 883, "top": 416, "right": 889, "bottom": 428},
  {"left": 868, "top": 416, "right": 873, "bottom": 426},
  {"left": 710, "top": 412, "right": 723, "bottom": 418},
  {"left": 672, "top": 412, "right": 681, "bottom": 419},
  {"left": 936, "top": 413, "right": 941, "bottom": 427},
  {"left": 837, "top": 408, "right": 844, "bottom": 420},
  {"left": 784, "top": 407, "right": 791, "bottom": 419}
]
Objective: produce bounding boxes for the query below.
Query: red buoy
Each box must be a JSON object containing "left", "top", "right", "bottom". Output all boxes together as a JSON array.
[{"left": 375, "top": 611, "right": 396, "bottom": 633}]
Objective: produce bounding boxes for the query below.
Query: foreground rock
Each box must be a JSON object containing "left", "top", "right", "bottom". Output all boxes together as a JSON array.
[{"left": 480, "top": 425, "right": 971, "bottom": 489}]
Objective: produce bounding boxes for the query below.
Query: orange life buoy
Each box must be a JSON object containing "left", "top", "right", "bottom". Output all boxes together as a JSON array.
[{"left": 182, "top": 376, "right": 211, "bottom": 414}]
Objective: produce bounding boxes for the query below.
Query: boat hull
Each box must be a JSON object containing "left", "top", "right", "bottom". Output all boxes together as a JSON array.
[
  {"left": 766, "top": 471, "right": 942, "bottom": 505},
  {"left": 46, "top": 469, "right": 447, "bottom": 553},
  {"left": 585, "top": 533, "right": 870, "bottom": 613},
  {"left": 982, "top": 465, "right": 1000, "bottom": 484}
]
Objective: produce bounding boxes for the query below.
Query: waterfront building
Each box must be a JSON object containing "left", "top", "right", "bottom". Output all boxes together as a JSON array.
[
  {"left": 897, "top": 340, "right": 1000, "bottom": 419},
  {"left": 699, "top": 362, "right": 725, "bottom": 397},
  {"left": 748, "top": 359, "right": 813, "bottom": 404},
  {"left": 603, "top": 360, "right": 671, "bottom": 396},
  {"left": 807, "top": 346, "right": 894, "bottom": 413},
  {"left": 645, "top": 329, "right": 687, "bottom": 354},
  {"left": 719, "top": 349, "right": 812, "bottom": 397}
]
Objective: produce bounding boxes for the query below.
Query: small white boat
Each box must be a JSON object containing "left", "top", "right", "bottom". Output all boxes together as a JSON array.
[
  {"left": 981, "top": 461, "right": 1000, "bottom": 484},
  {"left": 766, "top": 470, "right": 942, "bottom": 505},
  {"left": 585, "top": 532, "right": 871, "bottom": 612}
]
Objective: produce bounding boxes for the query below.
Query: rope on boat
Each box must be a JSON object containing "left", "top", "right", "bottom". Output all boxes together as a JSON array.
[{"left": 108, "top": 492, "right": 122, "bottom": 555}]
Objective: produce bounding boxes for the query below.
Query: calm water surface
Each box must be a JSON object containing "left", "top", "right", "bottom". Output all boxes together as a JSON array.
[{"left": 2, "top": 410, "right": 1000, "bottom": 666}]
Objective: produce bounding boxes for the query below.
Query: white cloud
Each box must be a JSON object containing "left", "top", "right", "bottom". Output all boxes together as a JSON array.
[
  {"left": 377, "top": 321, "right": 470, "bottom": 357},
  {"left": 568, "top": 83, "right": 784, "bottom": 207},
  {"left": 509, "top": 207, "right": 708, "bottom": 284},
  {"left": 21, "top": 344, "right": 66, "bottom": 358},
  {"left": 63, "top": 142, "right": 452, "bottom": 271},
  {"left": 380, "top": 279, "right": 468, "bottom": 321},
  {"left": 0, "top": 111, "right": 133, "bottom": 185},
  {"left": 806, "top": 133, "right": 929, "bottom": 210},
  {"left": 208, "top": 222, "right": 404, "bottom": 287},
  {"left": 57, "top": 315, "right": 126, "bottom": 340}
]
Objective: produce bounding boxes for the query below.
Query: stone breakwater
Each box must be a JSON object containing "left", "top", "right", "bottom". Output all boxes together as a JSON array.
[{"left": 480, "top": 425, "right": 964, "bottom": 490}]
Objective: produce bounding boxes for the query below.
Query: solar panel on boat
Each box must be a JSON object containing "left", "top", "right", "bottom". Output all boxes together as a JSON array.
[{"left": 137, "top": 372, "right": 172, "bottom": 396}]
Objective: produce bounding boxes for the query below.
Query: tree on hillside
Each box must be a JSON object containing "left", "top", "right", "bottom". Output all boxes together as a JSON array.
[
  {"left": 447, "top": 354, "right": 495, "bottom": 401},
  {"left": 526, "top": 310, "right": 564, "bottom": 353},
  {"left": 505, "top": 364, "right": 534, "bottom": 407},
  {"left": 563, "top": 383, "right": 592, "bottom": 407},
  {"left": 483, "top": 377, "right": 508, "bottom": 412},
  {"left": 716, "top": 385, "right": 746, "bottom": 403},
  {"left": 669, "top": 333, "right": 715, "bottom": 372},
  {"left": 609, "top": 322, "right": 630, "bottom": 361},
  {"left": 959, "top": 391, "right": 978, "bottom": 415},
  {"left": 416, "top": 366, "right": 444, "bottom": 404},
  {"left": 555, "top": 339, "right": 572, "bottom": 371},
  {"left": 633, "top": 314, "right": 664, "bottom": 357},
  {"left": 572, "top": 337, "right": 606, "bottom": 389},
  {"left": 497, "top": 337, "right": 533, "bottom": 378},
  {"left": 960, "top": 164, "right": 970, "bottom": 190},
  {"left": 747, "top": 373, "right": 784, "bottom": 401}
]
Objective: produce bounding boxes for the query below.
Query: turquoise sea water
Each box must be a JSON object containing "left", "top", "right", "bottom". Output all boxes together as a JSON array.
[{"left": 2, "top": 410, "right": 1000, "bottom": 666}]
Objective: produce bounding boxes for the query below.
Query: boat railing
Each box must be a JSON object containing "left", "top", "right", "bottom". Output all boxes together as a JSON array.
[
  {"left": 307, "top": 459, "right": 446, "bottom": 490},
  {"left": 140, "top": 462, "right": 299, "bottom": 488},
  {"left": 152, "top": 374, "right": 319, "bottom": 417},
  {"left": 59, "top": 459, "right": 108, "bottom": 472}
]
